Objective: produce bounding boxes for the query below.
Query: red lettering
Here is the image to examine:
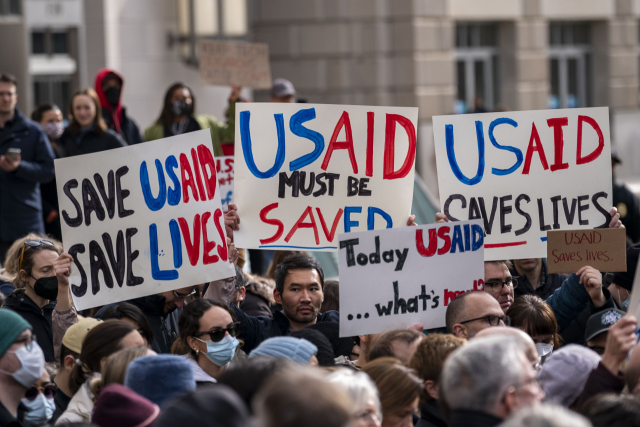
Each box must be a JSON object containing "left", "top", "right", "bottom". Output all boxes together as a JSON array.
[
  {"left": 383, "top": 114, "right": 416, "bottom": 180},
  {"left": 259, "top": 203, "right": 284, "bottom": 245},
  {"left": 180, "top": 153, "right": 199, "bottom": 203},
  {"left": 576, "top": 115, "right": 604, "bottom": 165},
  {"left": 366, "top": 111, "right": 374, "bottom": 177},
  {"left": 201, "top": 212, "right": 219, "bottom": 265},
  {"left": 197, "top": 144, "right": 217, "bottom": 201},
  {"left": 224, "top": 158, "right": 234, "bottom": 173},
  {"left": 285, "top": 206, "right": 320, "bottom": 245},
  {"left": 437, "top": 226, "right": 451, "bottom": 255},
  {"left": 191, "top": 148, "right": 206, "bottom": 200},
  {"left": 316, "top": 208, "right": 343, "bottom": 243},
  {"left": 416, "top": 228, "right": 437, "bottom": 257},
  {"left": 547, "top": 117, "right": 569, "bottom": 172},
  {"left": 178, "top": 214, "right": 201, "bottom": 266},
  {"left": 213, "top": 208, "right": 228, "bottom": 261},
  {"left": 522, "top": 123, "right": 549, "bottom": 174},
  {"left": 321, "top": 111, "right": 358, "bottom": 174}
]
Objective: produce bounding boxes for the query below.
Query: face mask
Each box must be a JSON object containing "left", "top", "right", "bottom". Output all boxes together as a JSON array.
[
  {"left": 33, "top": 276, "right": 58, "bottom": 300},
  {"left": 618, "top": 288, "right": 630, "bottom": 312},
  {"left": 0, "top": 342, "right": 45, "bottom": 388},
  {"left": 104, "top": 86, "right": 121, "bottom": 108},
  {"left": 536, "top": 342, "right": 553, "bottom": 365},
  {"left": 43, "top": 122, "right": 64, "bottom": 141},
  {"left": 171, "top": 100, "right": 190, "bottom": 117},
  {"left": 197, "top": 334, "right": 239, "bottom": 367},
  {"left": 22, "top": 393, "right": 55, "bottom": 426}
]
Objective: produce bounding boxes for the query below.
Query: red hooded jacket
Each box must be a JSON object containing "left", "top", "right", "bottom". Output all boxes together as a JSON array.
[{"left": 94, "top": 68, "right": 124, "bottom": 134}]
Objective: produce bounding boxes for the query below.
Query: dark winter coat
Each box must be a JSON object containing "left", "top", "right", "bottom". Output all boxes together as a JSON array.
[{"left": 58, "top": 127, "right": 126, "bottom": 158}]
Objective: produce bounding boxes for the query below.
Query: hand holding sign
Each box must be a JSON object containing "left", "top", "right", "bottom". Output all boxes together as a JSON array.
[
  {"left": 601, "top": 315, "right": 638, "bottom": 375},
  {"left": 577, "top": 266, "right": 606, "bottom": 308}
]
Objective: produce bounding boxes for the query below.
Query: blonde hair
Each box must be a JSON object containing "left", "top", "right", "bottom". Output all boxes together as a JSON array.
[
  {"left": 90, "top": 346, "right": 150, "bottom": 396},
  {"left": 363, "top": 357, "right": 423, "bottom": 418},
  {"left": 10, "top": 234, "right": 63, "bottom": 289}
]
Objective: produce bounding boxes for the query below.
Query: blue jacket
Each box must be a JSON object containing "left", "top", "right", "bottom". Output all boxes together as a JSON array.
[
  {"left": 545, "top": 272, "right": 594, "bottom": 328},
  {"left": 0, "top": 108, "right": 55, "bottom": 242}
]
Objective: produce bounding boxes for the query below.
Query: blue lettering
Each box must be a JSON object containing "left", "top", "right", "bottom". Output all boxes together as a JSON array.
[
  {"left": 240, "top": 111, "right": 286, "bottom": 179},
  {"left": 140, "top": 160, "right": 166, "bottom": 211},
  {"left": 488, "top": 118, "right": 523, "bottom": 176},
  {"left": 344, "top": 206, "right": 362, "bottom": 233},
  {"left": 464, "top": 224, "right": 471, "bottom": 251},
  {"left": 149, "top": 224, "right": 178, "bottom": 280},
  {"left": 289, "top": 108, "right": 325, "bottom": 171},
  {"left": 450, "top": 224, "right": 464, "bottom": 253},
  {"left": 367, "top": 207, "right": 393, "bottom": 230},
  {"left": 165, "top": 155, "right": 181, "bottom": 206},
  {"left": 471, "top": 224, "right": 484, "bottom": 251},
  {"left": 169, "top": 219, "right": 182, "bottom": 269},
  {"left": 445, "top": 122, "right": 485, "bottom": 186}
]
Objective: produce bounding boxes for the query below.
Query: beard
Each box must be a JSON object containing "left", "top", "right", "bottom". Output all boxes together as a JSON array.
[{"left": 284, "top": 304, "right": 320, "bottom": 324}]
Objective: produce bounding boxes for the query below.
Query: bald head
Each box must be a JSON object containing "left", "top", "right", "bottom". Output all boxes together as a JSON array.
[
  {"left": 446, "top": 292, "right": 505, "bottom": 339},
  {"left": 475, "top": 327, "right": 538, "bottom": 364}
]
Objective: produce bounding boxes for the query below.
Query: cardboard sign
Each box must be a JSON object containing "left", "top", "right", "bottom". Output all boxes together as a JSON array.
[
  {"left": 547, "top": 228, "right": 627, "bottom": 274},
  {"left": 338, "top": 220, "right": 485, "bottom": 337},
  {"left": 55, "top": 130, "right": 235, "bottom": 310},
  {"left": 234, "top": 103, "right": 419, "bottom": 251},
  {"left": 199, "top": 40, "right": 271, "bottom": 89},
  {"left": 216, "top": 156, "right": 234, "bottom": 211},
  {"left": 433, "top": 107, "right": 612, "bottom": 261}
]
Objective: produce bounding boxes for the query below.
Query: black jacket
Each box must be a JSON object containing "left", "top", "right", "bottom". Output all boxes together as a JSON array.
[
  {"left": 231, "top": 304, "right": 340, "bottom": 354},
  {"left": 449, "top": 410, "right": 502, "bottom": 427},
  {"left": 560, "top": 286, "right": 617, "bottom": 346},
  {"left": 0, "top": 401, "right": 26, "bottom": 427},
  {"left": 0, "top": 108, "right": 55, "bottom": 242},
  {"left": 4, "top": 289, "right": 56, "bottom": 362},
  {"left": 512, "top": 259, "right": 568, "bottom": 301},
  {"left": 95, "top": 295, "right": 181, "bottom": 354},
  {"left": 58, "top": 127, "right": 126, "bottom": 158},
  {"left": 101, "top": 107, "right": 143, "bottom": 146},
  {"left": 614, "top": 182, "right": 640, "bottom": 243},
  {"left": 417, "top": 400, "right": 447, "bottom": 427},
  {"left": 50, "top": 387, "right": 71, "bottom": 425}
]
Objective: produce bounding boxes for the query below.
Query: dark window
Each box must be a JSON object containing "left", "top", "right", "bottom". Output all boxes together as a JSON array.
[
  {"left": 33, "top": 76, "right": 72, "bottom": 115},
  {"left": 32, "top": 32, "right": 46, "bottom": 54},
  {"left": 0, "top": 0, "right": 20, "bottom": 15},
  {"left": 52, "top": 32, "right": 68, "bottom": 54}
]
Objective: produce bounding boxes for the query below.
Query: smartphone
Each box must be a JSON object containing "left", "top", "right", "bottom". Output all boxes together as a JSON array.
[{"left": 6, "top": 148, "right": 20, "bottom": 160}]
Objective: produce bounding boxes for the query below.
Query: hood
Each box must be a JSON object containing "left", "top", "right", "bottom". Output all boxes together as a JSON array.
[
  {"left": 94, "top": 68, "right": 124, "bottom": 132},
  {"left": 4, "top": 288, "right": 56, "bottom": 312}
]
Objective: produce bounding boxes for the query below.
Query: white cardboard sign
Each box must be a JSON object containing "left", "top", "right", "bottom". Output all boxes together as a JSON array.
[
  {"left": 216, "top": 156, "right": 234, "bottom": 211},
  {"left": 234, "top": 103, "right": 418, "bottom": 251},
  {"left": 55, "top": 129, "right": 235, "bottom": 310},
  {"left": 338, "top": 220, "right": 485, "bottom": 337},
  {"left": 433, "top": 107, "right": 612, "bottom": 261}
]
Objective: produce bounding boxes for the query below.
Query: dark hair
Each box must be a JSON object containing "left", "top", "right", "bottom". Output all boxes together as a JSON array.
[
  {"left": 172, "top": 298, "right": 237, "bottom": 357},
  {"left": 306, "top": 322, "right": 354, "bottom": 358},
  {"left": 68, "top": 320, "right": 137, "bottom": 394},
  {"left": 506, "top": 294, "right": 561, "bottom": 349},
  {"left": 0, "top": 74, "right": 17, "bottom": 87},
  {"left": 289, "top": 328, "right": 335, "bottom": 366},
  {"left": 363, "top": 358, "right": 424, "bottom": 419},
  {"left": 234, "top": 265, "right": 245, "bottom": 292},
  {"left": 320, "top": 280, "right": 339, "bottom": 312},
  {"left": 580, "top": 393, "right": 640, "bottom": 427},
  {"left": 155, "top": 82, "right": 195, "bottom": 128},
  {"left": 445, "top": 291, "right": 477, "bottom": 333},
  {"left": 217, "top": 357, "right": 288, "bottom": 414},
  {"left": 67, "top": 88, "right": 107, "bottom": 135},
  {"left": 273, "top": 253, "right": 324, "bottom": 296},
  {"left": 266, "top": 250, "right": 306, "bottom": 279},
  {"left": 101, "top": 302, "right": 155, "bottom": 347},
  {"left": 59, "top": 343, "right": 79, "bottom": 367},
  {"left": 367, "top": 329, "right": 423, "bottom": 363},
  {"left": 31, "top": 104, "right": 61, "bottom": 122}
]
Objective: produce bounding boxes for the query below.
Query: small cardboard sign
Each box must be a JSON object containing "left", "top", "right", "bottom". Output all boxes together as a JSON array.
[
  {"left": 199, "top": 40, "right": 271, "bottom": 89},
  {"left": 547, "top": 228, "right": 627, "bottom": 274},
  {"left": 338, "top": 219, "right": 485, "bottom": 337}
]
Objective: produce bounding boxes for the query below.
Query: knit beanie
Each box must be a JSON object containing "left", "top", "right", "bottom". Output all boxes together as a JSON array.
[
  {"left": 289, "top": 328, "right": 335, "bottom": 366},
  {"left": 538, "top": 344, "right": 601, "bottom": 407},
  {"left": 0, "top": 309, "right": 31, "bottom": 358},
  {"left": 307, "top": 321, "right": 355, "bottom": 358},
  {"left": 613, "top": 242, "right": 640, "bottom": 291},
  {"left": 92, "top": 383, "right": 159, "bottom": 427},
  {"left": 124, "top": 355, "right": 196, "bottom": 408},
  {"left": 249, "top": 336, "right": 317, "bottom": 365}
]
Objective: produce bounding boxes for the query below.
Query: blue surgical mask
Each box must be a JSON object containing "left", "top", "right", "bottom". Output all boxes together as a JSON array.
[
  {"left": 618, "top": 288, "right": 630, "bottom": 312},
  {"left": 22, "top": 393, "right": 55, "bottom": 426},
  {"left": 195, "top": 334, "right": 239, "bottom": 367},
  {"left": 0, "top": 342, "right": 45, "bottom": 388}
]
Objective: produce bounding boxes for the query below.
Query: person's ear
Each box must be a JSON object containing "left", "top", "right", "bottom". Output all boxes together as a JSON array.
[
  {"left": 237, "top": 287, "right": 246, "bottom": 303},
  {"left": 358, "top": 335, "right": 368, "bottom": 347},
  {"left": 424, "top": 380, "right": 439, "bottom": 400},
  {"left": 187, "top": 336, "right": 199, "bottom": 353},
  {"left": 452, "top": 324, "right": 468, "bottom": 339},
  {"left": 64, "top": 355, "right": 76, "bottom": 371},
  {"left": 502, "top": 386, "right": 517, "bottom": 416},
  {"left": 19, "top": 269, "right": 28, "bottom": 284},
  {"left": 273, "top": 288, "right": 282, "bottom": 305}
]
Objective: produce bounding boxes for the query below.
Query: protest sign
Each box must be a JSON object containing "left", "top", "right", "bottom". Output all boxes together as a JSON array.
[
  {"left": 55, "top": 129, "right": 235, "bottom": 311},
  {"left": 234, "top": 103, "right": 419, "bottom": 251},
  {"left": 338, "top": 219, "right": 485, "bottom": 337},
  {"left": 547, "top": 228, "right": 627, "bottom": 274},
  {"left": 216, "top": 156, "right": 234, "bottom": 211},
  {"left": 624, "top": 250, "right": 640, "bottom": 331},
  {"left": 198, "top": 40, "right": 271, "bottom": 89},
  {"left": 433, "top": 107, "right": 612, "bottom": 261}
]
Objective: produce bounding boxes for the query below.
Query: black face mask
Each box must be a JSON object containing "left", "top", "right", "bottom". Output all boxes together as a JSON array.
[
  {"left": 33, "top": 276, "right": 58, "bottom": 300},
  {"left": 104, "top": 86, "right": 121, "bottom": 108},
  {"left": 171, "top": 100, "right": 190, "bottom": 117}
]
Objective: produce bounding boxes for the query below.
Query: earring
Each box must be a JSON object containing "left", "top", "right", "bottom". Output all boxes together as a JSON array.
[{"left": 193, "top": 348, "right": 199, "bottom": 356}]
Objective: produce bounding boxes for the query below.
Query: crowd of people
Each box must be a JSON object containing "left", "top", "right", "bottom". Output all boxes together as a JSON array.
[{"left": 1, "top": 68, "right": 640, "bottom": 427}]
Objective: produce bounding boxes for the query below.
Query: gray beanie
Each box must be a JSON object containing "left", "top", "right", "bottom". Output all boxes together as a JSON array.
[
  {"left": 538, "top": 344, "right": 601, "bottom": 407},
  {"left": 249, "top": 337, "right": 317, "bottom": 365}
]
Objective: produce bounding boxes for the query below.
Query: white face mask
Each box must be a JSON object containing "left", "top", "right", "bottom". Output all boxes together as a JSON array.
[
  {"left": 535, "top": 343, "right": 554, "bottom": 365},
  {"left": 618, "top": 288, "right": 630, "bottom": 312},
  {"left": 22, "top": 393, "right": 55, "bottom": 426},
  {"left": 0, "top": 341, "right": 45, "bottom": 388}
]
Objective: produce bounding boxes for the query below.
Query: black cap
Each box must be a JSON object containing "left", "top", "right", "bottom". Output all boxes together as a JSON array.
[
  {"left": 612, "top": 149, "right": 622, "bottom": 165},
  {"left": 613, "top": 243, "right": 640, "bottom": 291},
  {"left": 585, "top": 308, "right": 626, "bottom": 342}
]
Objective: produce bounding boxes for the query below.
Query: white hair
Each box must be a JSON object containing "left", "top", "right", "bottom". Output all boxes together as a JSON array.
[
  {"left": 441, "top": 336, "right": 527, "bottom": 412},
  {"left": 499, "top": 404, "right": 591, "bottom": 427},
  {"left": 327, "top": 368, "right": 382, "bottom": 420}
]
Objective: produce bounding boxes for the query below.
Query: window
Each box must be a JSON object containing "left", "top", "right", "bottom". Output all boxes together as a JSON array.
[
  {"left": 52, "top": 32, "right": 68, "bottom": 54},
  {"left": 455, "top": 23, "right": 500, "bottom": 114},
  {"left": 30, "top": 30, "right": 70, "bottom": 55},
  {"left": 33, "top": 76, "right": 71, "bottom": 114},
  {"left": 548, "top": 22, "right": 592, "bottom": 109},
  {"left": 32, "top": 32, "right": 46, "bottom": 54},
  {"left": 0, "top": 0, "right": 20, "bottom": 15}
]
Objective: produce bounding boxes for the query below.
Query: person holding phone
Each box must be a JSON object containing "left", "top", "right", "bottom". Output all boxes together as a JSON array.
[{"left": 0, "top": 73, "right": 55, "bottom": 260}]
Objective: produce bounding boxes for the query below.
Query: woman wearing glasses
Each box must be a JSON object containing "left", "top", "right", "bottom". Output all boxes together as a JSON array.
[
  {"left": 172, "top": 299, "right": 241, "bottom": 386},
  {"left": 4, "top": 237, "right": 73, "bottom": 363},
  {"left": 22, "top": 369, "right": 56, "bottom": 427}
]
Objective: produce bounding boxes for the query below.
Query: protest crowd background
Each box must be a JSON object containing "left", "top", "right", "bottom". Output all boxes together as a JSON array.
[{"left": 2, "top": 3, "right": 640, "bottom": 427}]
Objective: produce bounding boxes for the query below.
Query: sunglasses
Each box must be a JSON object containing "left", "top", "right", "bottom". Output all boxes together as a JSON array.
[
  {"left": 24, "top": 383, "right": 56, "bottom": 401},
  {"left": 193, "top": 322, "right": 241, "bottom": 343},
  {"left": 173, "top": 288, "right": 197, "bottom": 300},
  {"left": 19, "top": 240, "right": 54, "bottom": 270}
]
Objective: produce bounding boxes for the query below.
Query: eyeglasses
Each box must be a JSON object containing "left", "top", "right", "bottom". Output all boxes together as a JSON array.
[
  {"left": 484, "top": 277, "right": 518, "bottom": 293},
  {"left": 173, "top": 288, "right": 197, "bottom": 300},
  {"left": 19, "top": 240, "right": 55, "bottom": 270},
  {"left": 13, "top": 334, "right": 38, "bottom": 352},
  {"left": 459, "top": 315, "right": 511, "bottom": 327},
  {"left": 24, "top": 383, "right": 56, "bottom": 401},
  {"left": 193, "top": 322, "right": 241, "bottom": 343}
]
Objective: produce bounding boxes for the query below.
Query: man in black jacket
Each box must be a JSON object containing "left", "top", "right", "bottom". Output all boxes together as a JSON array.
[
  {"left": 511, "top": 258, "right": 568, "bottom": 300},
  {"left": 94, "top": 69, "right": 143, "bottom": 146}
]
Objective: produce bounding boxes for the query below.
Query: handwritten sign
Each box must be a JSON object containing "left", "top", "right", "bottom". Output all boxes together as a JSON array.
[
  {"left": 433, "top": 107, "right": 612, "bottom": 261},
  {"left": 547, "top": 228, "right": 627, "bottom": 274},
  {"left": 198, "top": 40, "right": 271, "bottom": 89},
  {"left": 216, "top": 156, "right": 234, "bottom": 211},
  {"left": 338, "top": 220, "right": 485, "bottom": 337},
  {"left": 55, "top": 130, "right": 235, "bottom": 310},
  {"left": 234, "top": 103, "right": 418, "bottom": 251}
]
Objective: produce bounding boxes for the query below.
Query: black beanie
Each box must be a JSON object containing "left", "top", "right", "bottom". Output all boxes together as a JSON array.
[
  {"left": 307, "top": 321, "right": 355, "bottom": 358},
  {"left": 289, "top": 327, "right": 335, "bottom": 366},
  {"left": 613, "top": 243, "right": 640, "bottom": 291}
]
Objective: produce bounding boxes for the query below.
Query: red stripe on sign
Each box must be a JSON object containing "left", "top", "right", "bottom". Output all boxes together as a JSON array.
[{"left": 485, "top": 241, "right": 527, "bottom": 249}]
